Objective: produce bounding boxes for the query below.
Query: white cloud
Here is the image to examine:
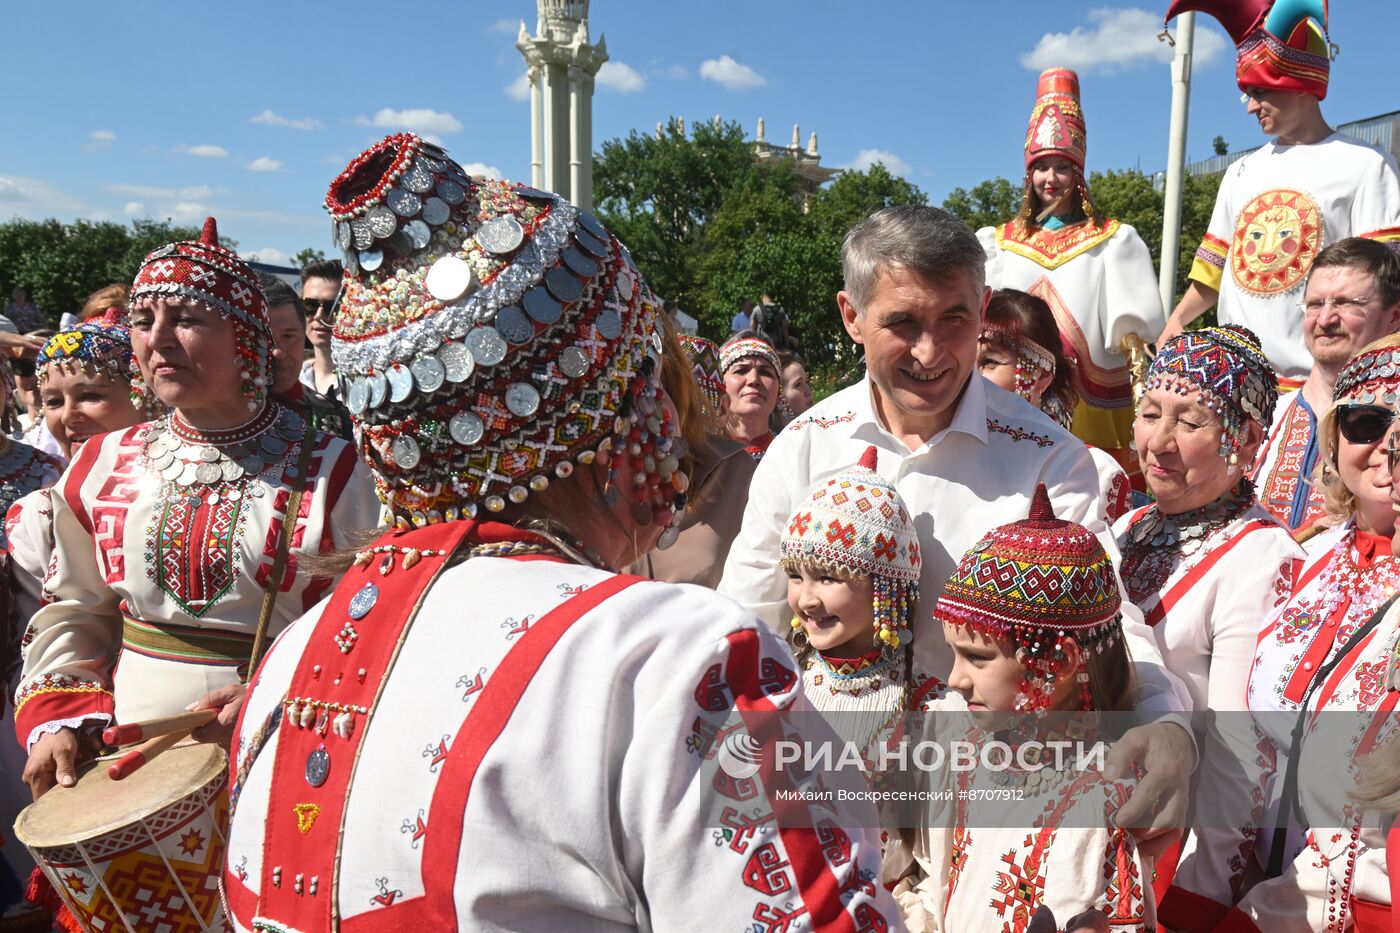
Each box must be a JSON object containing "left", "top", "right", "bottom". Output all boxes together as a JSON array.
[
  {"left": 247, "top": 157, "right": 282, "bottom": 172},
  {"left": 108, "top": 183, "right": 215, "bottom": 200},
  {"left": 597, "top": 61, "right": 645, "bottom": 93},
  {"left": 90, "top": 129, "right": 116, "bottom": 144},
  {"left": 461, "top": 162, "right": 504, "bottom": 180},
  {"left": 1020, "top": 7, "right": 1227, "bottom": 74},
  {"left": 666, "top": 64, "right": 688, "bottom": 80},
  {"left": 487, "top": 17, "right": 518, "bottom": 35},
  {"left": 169, "top": 202, "right": 207, "bottom": 222},
  {"left": 506, "top": 72, "right": 531, "bottom": 101},
  {"left": 354, "top": 107, "right": 463, "bottom": 136},
  {"left": 699, "top": 55, "right": 767, "bottom": 91},
  {"left": 175, "top": 144, "right": 229, "bottom": 158},
  {"left": 0, "top": 174, "right": 87, "bottom": 214},
  {"left": 842, "top": 149, "right": 914, "bottom": 178},
  {"left": 250, "top": 109, "right": 324, "bottom": 131},
  {"left": 123, "top": 201, "right": 146, "bottom": 216},
  {"left": 243, "top": 247, "right": 288, "bottom": 264}
]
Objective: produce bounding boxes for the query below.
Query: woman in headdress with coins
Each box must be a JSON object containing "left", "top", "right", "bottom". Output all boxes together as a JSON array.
[
  {"left": 979, "top": 67, "right": 1165, "bottom": 491},
  {"left": 221, "top": 134, "right": 896, "bottom": 931},
  {"left": 14, "top": 218, "right": 381, "bottom": 800},
  {"left": 1160, "top": 334, "right": 1400, "bottom": 928}
]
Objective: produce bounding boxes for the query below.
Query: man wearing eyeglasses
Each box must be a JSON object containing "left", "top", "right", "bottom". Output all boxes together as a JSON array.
[
  {"left": 1160, "top": 0, "right": 1400, "bottom": 384},
  {"left": 1250, "top": 238, "right": 1400, "bottom": 531},
  {"left": 299, "top": 259, "right": 342, "bottom": 398}
]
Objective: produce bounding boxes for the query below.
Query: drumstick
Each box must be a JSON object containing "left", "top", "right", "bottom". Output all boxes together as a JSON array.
[
  {"left": 107, "top": 730, "right": 190, "bottom": 781},
  {"left": 102, "top": 709, "right": 217, "bottom": 747}
]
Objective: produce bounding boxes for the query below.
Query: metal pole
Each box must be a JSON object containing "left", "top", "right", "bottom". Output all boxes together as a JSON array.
[{"left": 1159, "top": 12, "right": 1195, "bottom": 314}]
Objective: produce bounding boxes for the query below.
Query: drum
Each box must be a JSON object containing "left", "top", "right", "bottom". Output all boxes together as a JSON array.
[{"left": 14, "top": 743, "right": 230, "bottom": 932}]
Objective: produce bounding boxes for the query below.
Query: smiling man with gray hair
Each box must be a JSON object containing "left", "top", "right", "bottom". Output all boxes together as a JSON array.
[{"left": 720, "top": 203, "right": 1195, "bottom": 832}]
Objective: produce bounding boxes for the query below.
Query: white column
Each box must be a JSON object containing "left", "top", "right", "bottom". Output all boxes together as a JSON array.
[
  {"left": 577, "top": 73, "right": 594, "bottom": 211},
  {"left": 1160, "top": 12, "right": 1195, "bottom": 314},
  {"left": 529, "top": 64, "right": 544, "bottom": 188},
  {"left": 541, "top": 60, "right": 561, "bottom": 196},
  {"left": 569, "top": 65, "right": 584, "bottom": 210}
]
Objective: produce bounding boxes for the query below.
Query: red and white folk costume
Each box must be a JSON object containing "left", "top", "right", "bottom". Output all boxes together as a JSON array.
[
  {"left": 11, "top": 220, "right": 380, "bottom": 751},
  {"left": 1167, "top": 0, "right": 1400, "bottom": 380},
  {"left": 224, "top": 137, "right": 896, "bottom": 932},
  {"left": 1162, "top": 344, "right": 1400, "bottom": 931},
  {"left": 979, "top": 68, "right": 1165, "bottom": 485},
  {"left": 1250, "top": 389, "right": 1327, "bottom": 530}
]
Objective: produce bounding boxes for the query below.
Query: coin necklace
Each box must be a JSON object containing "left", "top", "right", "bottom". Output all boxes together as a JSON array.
[{"left": 142, "top": 403, "right": 303, "bottom": 494}]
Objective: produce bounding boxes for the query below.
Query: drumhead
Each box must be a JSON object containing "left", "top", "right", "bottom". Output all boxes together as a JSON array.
[{"left": 14, "top": 742, "right": 227, "bottom": 849}]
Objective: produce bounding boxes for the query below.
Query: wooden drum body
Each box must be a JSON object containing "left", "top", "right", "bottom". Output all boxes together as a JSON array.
[{"left": 14, "top": 743, "right": 230, "bottom": 932}]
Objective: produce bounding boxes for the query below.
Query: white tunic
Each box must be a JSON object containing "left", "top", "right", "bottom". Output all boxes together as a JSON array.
[
  {"left": 224, "top": 536, "right": 898, "bottom": 931},
  {"left": 719, "top": 374, "right": 1190, "bottom": 717},
  {"left": 12, "top": 409, "right": 381, "bottom": 750},
  {"left": 1190, "top": 133, "right": 1400, "bottom": 377}
]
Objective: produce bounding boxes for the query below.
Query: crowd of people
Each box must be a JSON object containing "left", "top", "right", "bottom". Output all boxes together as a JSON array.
[{"left": 0, "top": 0, "right": 1399, "bottom": 931}]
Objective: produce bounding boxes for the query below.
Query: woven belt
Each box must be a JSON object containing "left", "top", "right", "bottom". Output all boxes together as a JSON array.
[{"left": 121, "top": 614, "right": 255, "bottom": 669}]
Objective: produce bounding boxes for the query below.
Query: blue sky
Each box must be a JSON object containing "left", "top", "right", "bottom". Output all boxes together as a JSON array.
[{"left": 5, "top": 0, "right": 1397, "bottom": 267}]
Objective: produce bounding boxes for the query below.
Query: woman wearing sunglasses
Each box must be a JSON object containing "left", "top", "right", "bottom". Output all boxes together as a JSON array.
[{"left": 1160, "top": 335, "right": 1400, "bottom": 928}]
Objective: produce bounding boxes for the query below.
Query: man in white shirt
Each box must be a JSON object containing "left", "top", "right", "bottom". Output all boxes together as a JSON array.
[
  {"left": 1160, "top": 0, "right": 1400, "bottom": 381},
  {"left": 720, "top": 204, "right": 1193, "bottom": 830},
  {"left": 1251, "top": 237, "right": 1400, "bottom": 530}
]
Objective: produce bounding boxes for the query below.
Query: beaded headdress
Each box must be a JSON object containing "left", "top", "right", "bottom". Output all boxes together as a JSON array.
[
  {"left": 980, "top": 326, "right": 1057, "bottom": 401},
  {"left": 1167, "top": 0, "right": 1330, "bottom": 99},
  {"left": 1333, "top": 343, "right": 1400, "bottom": 406},
  {"left": 129, "top": 216, "right": 273, "bottom": 411},
  {"left": 1025, "top": 67, "right": 1087, "bottom": 171},
  {"left": 678, "top": 334, "right": 725, "bottom": 417},
  {"left": 781, "top": 445, "right": 920, "bottom": 655},
  {"left": 935, "top": 484, "right": 1122, "bottom": 710},
  {"left": 36, "top": 311, "right": 151, "bottom": 413},
  {"left": 1143, "top": 324, "right": 1278, "bottom": 463},
  {"left": 719, "top": 336, "right": 780, "bottom": 377},
  {"left": 327, "top": 133, "right": 683, "bottom": 529}
]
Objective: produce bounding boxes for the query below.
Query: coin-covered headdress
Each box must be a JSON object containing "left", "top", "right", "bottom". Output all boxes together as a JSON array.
[
  {"left": 327, "top": 133, "right": 685, "bottom": 529},
  {"left": 129, "top": 216, "right": 273, "bottom": 411},
  {"left": 1334, "top": 342, "right": 1400, "bottom": 407},
  {"left": 1166, "top": 0, "right": 1330, "bottom": 100}
]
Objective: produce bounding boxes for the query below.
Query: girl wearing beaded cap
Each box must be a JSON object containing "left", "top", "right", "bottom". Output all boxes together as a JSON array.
[
  {"left": 1161, "top": 334, "right": 1400, "bottom": 929},
  {"left": 221, "top": 135, "right": 897, "bottom": 931},
  {"left": 780, "top": 445, "right": 944, "bottom": 761},
  {"left": 889, "top": 486, "right": 1145, "bottom": 931},
  {"left": 14, "top": 217, "right": 381, "bottom": 800}
]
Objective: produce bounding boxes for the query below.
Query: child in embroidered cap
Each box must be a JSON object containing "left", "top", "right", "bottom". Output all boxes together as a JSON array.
[
  {"left": 889, "top": 485, "right": 1148, "bottom": 933},
  {"left": 780, "top": 445, "right": 944, "bottom": 763}
]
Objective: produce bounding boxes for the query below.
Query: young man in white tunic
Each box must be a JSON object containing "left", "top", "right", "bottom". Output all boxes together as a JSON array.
[
  {"left": 720, "top": 204, "right": 1195, "bottom": 842},
  {"left": 1160, "top": 0, "right": 1400, "bottom": 382},
  {"left": 1249, "top": 238, "right": 1400, "bottom": 531}
]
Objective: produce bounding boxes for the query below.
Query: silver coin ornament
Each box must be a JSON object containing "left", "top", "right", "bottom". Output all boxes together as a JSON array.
[
  {"left": 465, "top": 326, "right": 507, "bottom": 367},
  {"left": 348, "top": 582, "right": 378, "bottom": 620},
  {"left": 515, "top": 186, "right": 553, "bottom": 201},
  {"left": 367, "top": 371, "right": 388, "bottom": 409},
  {"left": 558, "top": 346, "right": 590, "bottom": 378},
  {"left": 410, "top": 354, "right": 446, "bottom": 393},
  {"left": 494, "top": 307, "right": 534, "bottom": 345},
  {"left": 305, "top": 746, "right": 330, "bottom": 787},
  {"left": 437, "top": 179, "right": 466, "bottom": 205},
  {"left": 576, "top": 210, "right": 608, "bottom": 241},
  {"left": 573, "top": 228, "right": 608, "bottom": 259},
  {"left": 343, "top": 249, "right": 359, "bottom": 276},
  {"left": 421, "top": 197, "right": 451, "bottom": 226},
  {"left": 367, "top": 205, "right": 397, "bottom": 238},
  {"left": 439, "top": 341, "right": 475, "bottom": 382},
  {"left": 403, "top": 162, "right": 434, "bottom": 194},
  {"left": 405, "top": 219, "right": 432, "bottom": 250},
  {"left": 419, "top": 155, "right": 446, "bottom": 172},
  {"left": 425, "top": 256, "right": 475, "bottom": 303},
  {"left": 450, "top": 412, "right": 485, "bottom": 446},
  {"left": 386, "top": 363, "right": 414, "bottom": 403},
  {"left": 387, "top": 187, "right": 422, "bottom": 218},
  {"left": 351, "top": 217, "right": 374, "bottom": 250},
  {"left": 475, "top": 215, "right": 525, "bottom": 255},
  {"left": 391, "top": 434, "right": 422, "bottom": 470},
  {"left": 561, "top": 246, "right": 597, "bottom": 278},
  {"left": 504, "top": 383, "right": 541, "bottom": 418},
  {"left": 595, "top": 309, "right": 623, "bottom": 340},
  {"left": 196, "top": 462, "right": 222, "bottom": 485},
  {"left": 386, "top": 230, "right": 413, "bottom": 257},
  {"left": 522, "top": 288, "right": 563, "bottom": 326},
  {"left": 359, "top": 248, "right": 384, "bottom": 273},
  {"left": 335, "top": 221, "right": 352, "bottom": 250},
  {"left": 221, "top": 459, "right": 244, "bottom": 482},
  {"left": 544, "top": 267, "right": 583, "bottom": 304}
]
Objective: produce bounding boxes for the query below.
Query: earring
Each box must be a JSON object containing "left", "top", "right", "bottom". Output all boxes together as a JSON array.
[{"left": 791, "top": 628, "right": 809, "bottom": 650}]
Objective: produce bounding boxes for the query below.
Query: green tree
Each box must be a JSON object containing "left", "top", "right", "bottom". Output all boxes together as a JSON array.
[
  {"left": 941, "top": 178, "right": 1020, "bottom": 231},
  {"left": 291, "top": 247, "right": 326, "bottom": 270},
  {"left": 1212, "top": 135, "right": 1229, "bottom": 156}
]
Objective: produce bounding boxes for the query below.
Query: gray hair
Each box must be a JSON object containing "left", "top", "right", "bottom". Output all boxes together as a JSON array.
[{"left": 841, "top": 205, "right": 986, "bottom": 314}]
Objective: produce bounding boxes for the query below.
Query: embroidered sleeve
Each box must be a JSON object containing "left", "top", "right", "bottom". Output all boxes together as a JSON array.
[{"left": 1190, "top": 233, "right": 1230, "bottom": 292}]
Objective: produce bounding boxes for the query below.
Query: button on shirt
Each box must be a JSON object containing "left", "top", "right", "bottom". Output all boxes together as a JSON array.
[{"left": 720, "top": 373, "right": 1189, "bottom": 717}]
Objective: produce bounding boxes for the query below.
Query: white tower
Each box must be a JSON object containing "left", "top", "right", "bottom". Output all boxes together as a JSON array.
[{"left": 516, "top": 1, "right": 608, "bottom": 211}]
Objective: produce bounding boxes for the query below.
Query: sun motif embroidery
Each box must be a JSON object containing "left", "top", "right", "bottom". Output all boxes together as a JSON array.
[
  {"left": 63, "top": 873, "right": 89, "bottom": 895},
  {"left": 178, "top": 828, "right": 206, "bottom": 856},
  {"left": 1231, "top": 188, "right": 1322, "bottom": 296}
]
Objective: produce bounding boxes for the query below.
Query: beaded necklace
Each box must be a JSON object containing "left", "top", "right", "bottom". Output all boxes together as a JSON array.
[
  {"left": 1318, "top": 525, "right": 1400, "bottom": 627},
  {"left": 143, "top": 402, "right": 304, "bottom": 492},
  {"left": 1119, "top": 481, "right": 1254, "bottom": 605}
]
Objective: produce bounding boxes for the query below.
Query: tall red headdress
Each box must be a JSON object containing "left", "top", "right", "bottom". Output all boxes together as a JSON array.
[
  {"left": 1024, "top": 67, "right": 1087, "bottom": 171},
  {"left": 1166, "top": 0, "right": 1331, "bottom": 99}
]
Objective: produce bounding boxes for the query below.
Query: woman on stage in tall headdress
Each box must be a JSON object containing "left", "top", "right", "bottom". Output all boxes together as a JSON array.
[
  {"left": 14, "top": 218, "right": 381, "bottom": 800},
  {"left": 221, "top": 134, "right": 897, "bottom": 931},
  {"left": 980, "top": 67, "right": 1166, "bottom": 490}
]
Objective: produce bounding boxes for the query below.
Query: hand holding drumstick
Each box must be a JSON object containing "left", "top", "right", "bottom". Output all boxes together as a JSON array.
[{"left": 104, "top": 684, "right": 247, "bottom": 781}]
